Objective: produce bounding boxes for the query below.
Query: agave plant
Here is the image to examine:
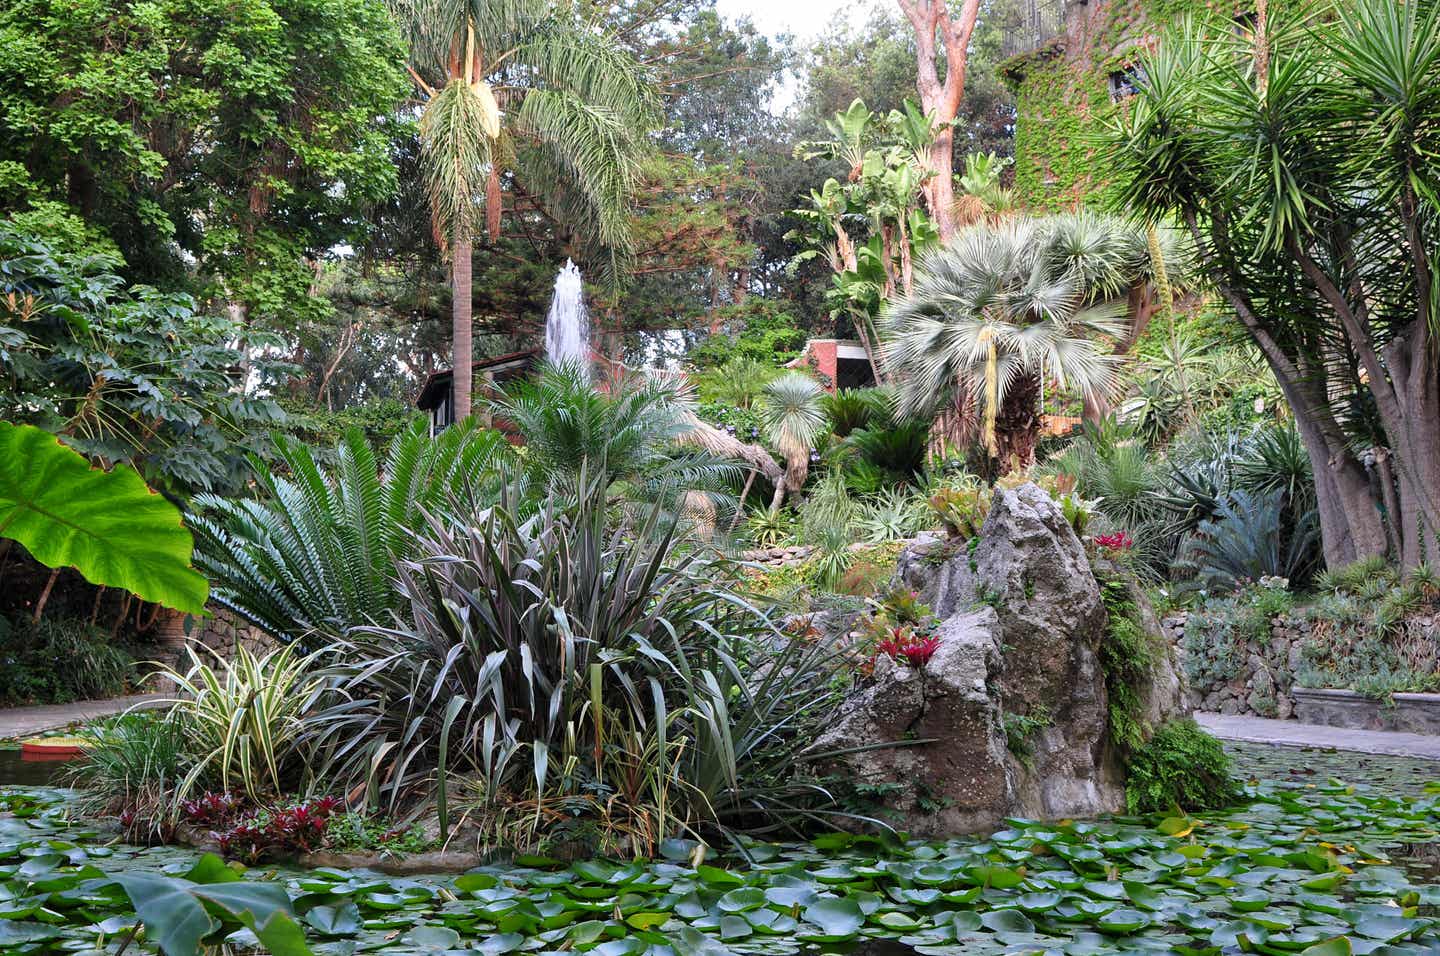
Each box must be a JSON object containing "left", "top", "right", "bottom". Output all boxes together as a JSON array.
[
  {"left": 192, "top": 418, "right": 512, "bottom": 646},
  {"left": 1177, "top": 489, "right": 1321, "bottom": 593}
]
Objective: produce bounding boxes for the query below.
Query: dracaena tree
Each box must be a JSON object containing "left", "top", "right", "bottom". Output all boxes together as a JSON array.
[
  {"left": 394, "top": 0, "right": 658, "bottom": 420},
  {"left": 1106, "top": 0, "right": 1440, "bottom": 569}
]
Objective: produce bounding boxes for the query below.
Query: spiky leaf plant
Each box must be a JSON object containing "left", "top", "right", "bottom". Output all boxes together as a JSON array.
[{"left": 191, "top": 418, "right": 512, "bottom": 646}]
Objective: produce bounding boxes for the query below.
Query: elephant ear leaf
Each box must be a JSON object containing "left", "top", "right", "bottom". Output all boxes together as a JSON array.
[{"left": 0, "top": 422, "right": 208, "bottom": 614}]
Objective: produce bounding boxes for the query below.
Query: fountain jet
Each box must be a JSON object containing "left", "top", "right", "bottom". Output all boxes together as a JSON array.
[{"left": 544, "top": 259, "right": 590, "bottom": 380}]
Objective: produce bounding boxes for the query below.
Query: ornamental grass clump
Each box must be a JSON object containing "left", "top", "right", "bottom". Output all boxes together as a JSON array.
[{"left": 157, "top": 643, "right": 324, "bottom": 803}]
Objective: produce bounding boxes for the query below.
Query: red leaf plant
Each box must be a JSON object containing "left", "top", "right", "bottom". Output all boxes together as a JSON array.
[
  {"left": 875, "top": 626, "right": 942, "bottom": 668},
  {"left": 1095, "top": 530, "right": 1133, "bottom": 551}
]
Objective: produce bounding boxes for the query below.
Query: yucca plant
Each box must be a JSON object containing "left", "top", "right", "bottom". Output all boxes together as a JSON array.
[
  {"left": 158, "top": 644, "right": 324, "bottom": 802},
  {"left": 759, "top": 373, "right": 827, "bottom": 509},
  {"left": 192, "top": 418, "right": 512, "bottom": 646}
]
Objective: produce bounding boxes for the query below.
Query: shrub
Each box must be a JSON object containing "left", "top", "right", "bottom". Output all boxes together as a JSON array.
[
  {"left": 68, "top": 711, "right": 185, "bottom": 840},
  {"left": 192, "top": 418, "right": 512, "bottom": 646},
  {"left": 1124, "top": 719, "right": 1240, "bottom": 814},
  {"left": 157, "top": 644, "right": 322, "bottom": 802},
  {"left": 301, "top": 472, "right": 854, "bottom": 851},
  {"left": 1176, "top": 489, "right": 1320, "bottom": 593},
  {"left": 0, "top": 616, "right": 136, "bottom": 705},
  {"left": 1180, "top": 588, "right": 1276, "bottom": 692}
]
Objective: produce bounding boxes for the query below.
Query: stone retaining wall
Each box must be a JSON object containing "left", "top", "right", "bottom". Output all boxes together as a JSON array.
[
  {"left": 188, "top": 605, "right": 279, "bottom": 661},
  {"left": 1166, "top": 606, "right": 1440, "bottom": 724},
  {"left": 1163, "top": 610, "right": 1305, "bottom": 719}
]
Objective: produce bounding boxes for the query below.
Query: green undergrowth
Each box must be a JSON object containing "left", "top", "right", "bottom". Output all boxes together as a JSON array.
[
  {"left": 8, "top": 774, "right": 1440, "bottom": 954},
  {"left": 1098, "top": 571, "right": 1161, "bottom": 754},
  {"left": 1124, "top": 718, "right": 1241, "bottom": 814}
]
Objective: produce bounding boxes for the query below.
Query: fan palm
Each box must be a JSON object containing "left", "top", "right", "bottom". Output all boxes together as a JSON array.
[
  {"left": 758, "top": 373, "right": 827, "bottom": 510},
  {"left": 884, "top": 217, "right": 1129, "bottom": 471},
  {"left": 394, "top": 0, "right": 657, "bottom": 420}
]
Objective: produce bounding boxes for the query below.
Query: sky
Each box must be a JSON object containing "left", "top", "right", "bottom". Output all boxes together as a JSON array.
[
  {"left": 713, "top": 0, "right": 879, "bottom": 44},
  {"left": 711, "top": 0, "right": 882, "bottom": 109}
]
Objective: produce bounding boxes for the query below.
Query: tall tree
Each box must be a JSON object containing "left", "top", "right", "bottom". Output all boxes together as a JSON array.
[
  {"left": 392, "top": 0, "right": 657, "bottom": 419},
  {"left": 895, "top": 0, "right": 984, "bottom": 239},
  {"left": 1108, "top": 0, "right": 1439, "bottom": 568},
  {"left": 0, "top": 0, "right": 408, "bottom": 318}
]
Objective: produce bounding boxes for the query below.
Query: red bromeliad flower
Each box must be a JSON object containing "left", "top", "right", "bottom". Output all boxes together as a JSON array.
[
  {"left": 1096, "top": 530, "right": 1133, "bottom": 551},
  {"left": 898, "top": 635, "right": 940, "bottom": 666},
  {"left": 875, "top": 626, "right": 941, "bottom": 668}
]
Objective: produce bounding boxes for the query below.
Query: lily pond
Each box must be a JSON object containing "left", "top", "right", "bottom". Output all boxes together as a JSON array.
[{"left": 4, "top": 747, "right": 1440, "bottom": 955}]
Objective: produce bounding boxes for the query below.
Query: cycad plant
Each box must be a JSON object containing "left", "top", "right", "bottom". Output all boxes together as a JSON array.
[
  {"left": 396, "top": 0, "right": 657, "bottom": 419},
  {"left": 192, "top": 418, "right": 512, "bottom": 645},
  {"left": 489, "top": 361, "right": 739, "bottom": 509},
  {"left": 884, "top": 216, "right": 1130, "bottom": 472},
  {"left": 759, "top": 373, "right": 827, "bottom": 509}
]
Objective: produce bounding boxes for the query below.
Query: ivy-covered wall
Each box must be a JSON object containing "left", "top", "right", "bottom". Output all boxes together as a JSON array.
[{"left": 1006, "top": 0, "right": 1267, "bottom": 211}]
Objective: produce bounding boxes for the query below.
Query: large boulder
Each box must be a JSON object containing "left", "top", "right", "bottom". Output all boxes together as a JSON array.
[{"left": 817, "top": 483, "right": 1188, "bottom": 835}]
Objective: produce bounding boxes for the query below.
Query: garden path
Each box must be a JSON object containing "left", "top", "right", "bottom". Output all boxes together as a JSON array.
[
  {"left": 0, "top": 694, "right": 167, "bottom": 740},
  {"left": 1198, "top": 711, "right": 1440, "bottom": 761}
]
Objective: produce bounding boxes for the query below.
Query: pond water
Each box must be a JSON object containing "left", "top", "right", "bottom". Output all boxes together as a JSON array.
[
  {"left": 0, "top": 746, "right": 74, "bottom": 787},
  {"left": 2, "top": 742, "right": 1440, "bottom": 955}
]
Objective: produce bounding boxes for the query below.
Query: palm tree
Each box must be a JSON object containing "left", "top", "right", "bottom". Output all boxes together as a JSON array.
[
  {"left": 758, "top": 373, "right": 827, "bottom": 510},
  {"left": 393, "top": 0, "right": 657, "bottom": 420},
  {"left": 884, "top": 217, "right": 1131, "bottom": 472}
]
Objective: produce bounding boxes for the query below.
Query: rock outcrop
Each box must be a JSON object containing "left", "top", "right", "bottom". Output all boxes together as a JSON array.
[{"left": 816, "top": 483, "right": 1188, "bottom": 836}]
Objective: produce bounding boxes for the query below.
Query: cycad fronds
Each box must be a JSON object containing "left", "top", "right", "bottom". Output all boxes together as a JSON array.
[
  {"left": 192, "top": 418, "right": 513, "bottom": 645},
  {"left": 759, "top": 373, "right": 827, "bottom": 495}
]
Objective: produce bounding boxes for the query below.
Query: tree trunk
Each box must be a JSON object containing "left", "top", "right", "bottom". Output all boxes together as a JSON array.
[
  {"left": 993, "top": 370, "right": 1041, "bottom": 474},
  {"left": 153, "top": 608, "right": 192, "bottom": 693},
  {"left": 896, "top": 0, "right": 983, "bottom": 241},
  {"left": 451, "top": 234, "right": 474, "bottom": 421},
  {"left": 1187, "top": 212, "right": 1389, "bottom": 569}
]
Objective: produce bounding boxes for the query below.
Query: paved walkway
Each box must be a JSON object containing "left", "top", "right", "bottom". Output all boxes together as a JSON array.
[
  {"left": 1197, "top": 711, "right": 1440, "bottom": 761},
  {"left": 0, "top": 694, "right": 168, "bottom": 739}
]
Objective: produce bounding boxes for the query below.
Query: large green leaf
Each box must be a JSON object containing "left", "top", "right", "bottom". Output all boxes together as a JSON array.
[{"left": 0, "top": 422, "right": 207, "bottom": 613}]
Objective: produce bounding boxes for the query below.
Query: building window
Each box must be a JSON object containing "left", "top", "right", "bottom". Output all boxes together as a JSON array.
[{"left": 1108, "top": 63, "right": 1147, "bottom": 102}]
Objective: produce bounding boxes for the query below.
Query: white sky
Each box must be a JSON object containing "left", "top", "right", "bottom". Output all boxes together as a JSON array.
[
  {"left": 712, "top": 0, "right": 883, "bottom": 109},
  {"left": 712, "top": 0, "right": 881, "bottom": 42}
]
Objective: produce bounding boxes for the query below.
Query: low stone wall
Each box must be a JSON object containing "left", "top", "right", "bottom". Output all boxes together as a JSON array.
[
  {"left": 188, "top": 605, "right": 279, "bottom": 661},
  {"left": 1167, "top": 605, "right": 1440, "bottom": 725},
  {"left": 1163, "top": 610, "right": 1305, "bottom": 719}
]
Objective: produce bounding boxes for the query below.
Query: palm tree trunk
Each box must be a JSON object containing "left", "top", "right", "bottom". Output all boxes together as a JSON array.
[
  {"left": 452, "top": 233, "right": 473, "bottom": 421},
  {"left": 993, "top": 370, "right": 1041, "bottom": 475}
]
